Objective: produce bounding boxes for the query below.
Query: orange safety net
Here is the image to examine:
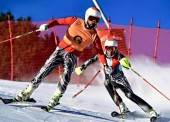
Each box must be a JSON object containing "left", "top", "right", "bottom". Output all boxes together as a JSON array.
[
  {"left": 0, "top": 21, "right": 170, "bottom": 84},
  {"left": 97, "top": 28, "right": 128, "bottom": 56}
]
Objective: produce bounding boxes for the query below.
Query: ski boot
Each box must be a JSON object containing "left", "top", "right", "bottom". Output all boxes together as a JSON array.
[
  {"left": 149, "top": 109, "right": 159, "bottom": 122},
  {"left": 119, "top": 102, "right": 130, "bottom": 114},
  {"left": 111, "top": 102, "right": 130, "bottom": 118},
  {"left": 16, "top": 84, "right": 36, "bottom": 101},
  {"left": 41, "top": 89, "right": 62, "bottom": 112}
]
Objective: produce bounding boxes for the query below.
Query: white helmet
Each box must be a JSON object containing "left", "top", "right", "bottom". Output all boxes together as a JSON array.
[
  {"left": 85, "top": 7, "right": 101, "bottom": 24},
  {"left": 104, "top": 40, "right": 118, "bottom": 58},
  {"left": 105, "top": 40, "right": 118, "bottom": 48}
]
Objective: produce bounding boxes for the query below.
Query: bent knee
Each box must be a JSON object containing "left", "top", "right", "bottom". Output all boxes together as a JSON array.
[
  {"left": 104, "top": 80, "right": 110, "bottom": 86},
  {"left": 125, "top": 92, "right": 133, "bottom": 98}
]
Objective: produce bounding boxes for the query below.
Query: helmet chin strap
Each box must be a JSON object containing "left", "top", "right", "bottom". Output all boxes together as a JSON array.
[{"left": 105, "top": 48, "right": 118, "bottom": 58}]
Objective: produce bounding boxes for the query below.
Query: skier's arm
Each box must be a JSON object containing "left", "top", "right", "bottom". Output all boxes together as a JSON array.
[
  {"left": 75, "top": 55, "right": 99, "bottom": 75},
  {"left": 119, "top": 53, "right": 131, "bottom": 69},
  {"left": 47, "top": 16, "right": 77, "bottom": 27},
  {"left": 93, "top": 35, "right": 106, "bottom": 65},
  {"left": 118, "top": 52, "right": 125, "bottom": 59},
  {"left": 39, "top": 16, "right": 77, "bottom": 31},
  {"left": 82, "top": 55, "right": 99, "bottom": 70}
]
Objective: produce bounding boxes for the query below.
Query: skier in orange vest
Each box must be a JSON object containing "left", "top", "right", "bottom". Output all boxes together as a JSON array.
[{"left": 13, "top": 7, "right": 107, "bottom": 112}]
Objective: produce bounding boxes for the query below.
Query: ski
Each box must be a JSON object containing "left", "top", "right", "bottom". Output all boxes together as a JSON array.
[
  {"left": 41, "top": 106, "right": 52, "bottom": 112},
  {"left": 112, "top": 110, "right": 160, "bottom": 122},
  {"left": 111, "top": 111, "right": 131, "bottom": 118},
  {"left": 150, "top": 114, "right": 161, "bottom": 122},
  {"left": 0, "top": 97, "right": 36, "bottom": 104},
  {"left": 150, "top": 116, "right": 157, "bottom": 122},
  {"left": 41, "top": 103, "right": 60, "bottom": 112},
  {"left": 111, "top": 111, "right": 122, "bottom": 117}
]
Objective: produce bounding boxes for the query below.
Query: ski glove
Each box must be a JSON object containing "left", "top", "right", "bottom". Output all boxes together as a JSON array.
[
  {"left": 39, "top": 24, "right": 49, "bottom": 32},
  {"left": 119, "top": 58, "right": 131, "bottom": 69},
  {"left": 104, "top": 64, "right": 112, "bottom": 74},
  {"left": 75, "top": 67, "right": 84, "bottom": 75},
  {"left": 75, "top": 64, "right": 87, "bottom": 75}
]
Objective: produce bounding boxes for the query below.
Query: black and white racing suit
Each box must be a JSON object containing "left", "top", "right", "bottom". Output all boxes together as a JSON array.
[
  {"left": 81, "top": 53, "right": 153, "bottom": 113},
  {"left": 31, "top": 46, "right": 78, "bottom": 93}
]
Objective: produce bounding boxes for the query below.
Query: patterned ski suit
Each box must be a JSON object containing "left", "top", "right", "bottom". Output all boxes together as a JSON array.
[
  {"left": 81, "top": 53, "right": 153, "bottom": 113},
  {"left": 23, "top": 17, "right": 106, "bottom": 104}
]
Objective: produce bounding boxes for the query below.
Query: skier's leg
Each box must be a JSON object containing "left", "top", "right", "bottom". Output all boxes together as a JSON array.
[
  {"left": 104, "top": 79, "right": 122, "bottom": 106},
  {"left": 16, "top": 47, "right": 64, "bottom": 101},
  {"left": 104, "top": 79, "right": 130, "bottom": 113},
  {"left": 124, "top": 89, "right": 158, "bottom": 117},
  {"left": 48, "top": 52, "right": 78, "bottom": 108},
  {"left": 119, "top": 77, "right": 158, "bottom": 117}
]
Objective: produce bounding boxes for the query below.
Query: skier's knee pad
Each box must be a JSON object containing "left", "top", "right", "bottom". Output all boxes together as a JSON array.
[
  {"left": 104, "top": 80, "right": 110, "bottom": 87},
  {"left": 125, "top": 92, "right": 132, "bottom": 99}
]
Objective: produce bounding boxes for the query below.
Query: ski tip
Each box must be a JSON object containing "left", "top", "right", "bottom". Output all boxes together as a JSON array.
[
  {"left": 28, "top": 98, "right": 36, "bottom": 103},
  {"left": 41, "top": 105, "right": 52, "bottom": 112},
  {"left": 0, "top": 97, "right": 36, "bottom": 104},
  {"left": 41, "top": 107, "right": 49, "bottom": 112},
  {"left": 111, "top": 111, "right": 120, "bottom": 117},
  {"left": 150, "top": 117, "right": 157, "bottom": 122}
]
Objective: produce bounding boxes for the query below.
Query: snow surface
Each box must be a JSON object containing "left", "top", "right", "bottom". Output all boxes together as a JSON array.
[{"left": 0, "top": 57, "right": 170, "bottom": 122}]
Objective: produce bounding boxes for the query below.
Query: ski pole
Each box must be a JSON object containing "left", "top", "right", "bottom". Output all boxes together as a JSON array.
[
  {"left": 92, "top": 0, "right": 110, "bottom": 29},
  {"left": 72, "top": 70, "right": 100, "bottom": 98},
  {"left": 114, "top": 88, "right": 125, "bottom": 121},
  {"left": 109, "top": 74, "right": 124, "bottom": 120},
  {"left": 0, "top": 28, "right": 40, "bottom": 44},
  {"left": 120, "top": 57, "right": 170, "bottom": 103},
  {"left": 130, "top": 68, "right": 170, "bottom": 102}
]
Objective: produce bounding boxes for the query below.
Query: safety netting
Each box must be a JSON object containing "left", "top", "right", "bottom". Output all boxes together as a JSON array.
[{"left": 0, "top": 21, "right": 169, "bottom": 84}]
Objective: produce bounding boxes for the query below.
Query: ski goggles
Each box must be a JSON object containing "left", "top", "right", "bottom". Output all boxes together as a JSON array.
[
  {"left": 88, "top": 16, "right": 100, "bottom": 23},
  {"left": 105, "top": 46, "right": 117, "bottom": 51}
]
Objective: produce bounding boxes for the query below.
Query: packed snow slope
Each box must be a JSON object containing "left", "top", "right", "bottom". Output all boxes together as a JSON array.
[{"left": 0, "top": 57, "right": 170, "bottom": 122}]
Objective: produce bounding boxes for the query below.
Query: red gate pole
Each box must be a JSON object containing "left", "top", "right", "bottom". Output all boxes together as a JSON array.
[
  {"left": 51, "top": 16, "right": 61, "bottom": 78},
  {"left": 72, "top": 70, "right": 100, "bottom": 98},
  {"left": 51, "top": 16, "right": 58, "bottom": 46},
  {"left": 127, "top": 18, "right": 133, "bottom": 58},
  {"left": 8, "top": 14, "right": 14, "bottom": 80},
  {"left": 76, "top": 61, "right": 80, "bottom": 87},
  {"left": 154, "top": 20, "right": 160, "bottom": 63}
]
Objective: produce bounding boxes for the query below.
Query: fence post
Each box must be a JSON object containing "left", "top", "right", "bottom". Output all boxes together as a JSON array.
[
  {"left": 154, "top": 20, "right": 160, "bottom": 63},
  {"left": 8, "top": 14, "right": 14, "bottom": 80},
  {"left": 128, "top": 18, "right": 133, "bottom": 58}
]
